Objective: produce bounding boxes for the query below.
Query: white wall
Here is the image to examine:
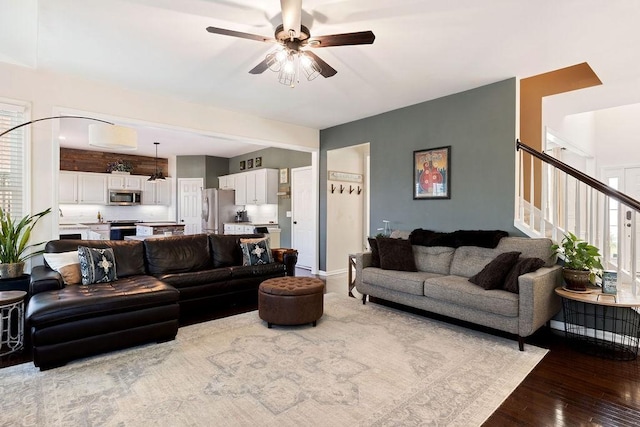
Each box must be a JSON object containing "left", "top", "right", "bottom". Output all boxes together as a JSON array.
[
  {"left": 0, "top": 62, "right": 319, "bottom": 245},
  {"left": 593, "top": 103, "right": 640, "bottom": 168},
  {"left": 325, "top": 144, "right": 368, "bottom": 274}
]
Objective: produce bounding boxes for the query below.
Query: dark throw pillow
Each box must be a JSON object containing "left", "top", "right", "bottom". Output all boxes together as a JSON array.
[
  {"left": 469, "top": 251, "right": 521, "bottom": 290},
  {"left": 376, "top": 237, "right": 417, "bottom": 272},
  {"left": 240, "top": 238, "right": 274, "bottom": 266},
  {"left": 503, "top": 257, "right": 545, "bottom": 293},
  {"left": 78, "top": 246, "right": 118, "bottom": 285},
  {"left": 368, "top": 237, "right": 380, "bottom": 268}
]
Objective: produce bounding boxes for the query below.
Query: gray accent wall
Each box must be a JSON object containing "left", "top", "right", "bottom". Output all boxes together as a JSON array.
[
  {"left": 319, "top": 78, "right": 519, "bottom": 271},
  {"left": 176, "top": 155, "right": 229, "bottom": 188}
]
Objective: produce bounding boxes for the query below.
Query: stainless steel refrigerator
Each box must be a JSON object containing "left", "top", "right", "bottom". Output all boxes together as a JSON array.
[{"left": 201, "top": 188, "right": 237, "bottom": 234}]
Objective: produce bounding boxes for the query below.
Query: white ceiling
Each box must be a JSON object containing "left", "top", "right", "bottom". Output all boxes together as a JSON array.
[{"left": 3, "top": 0, "right": 640, "bottom": 158}]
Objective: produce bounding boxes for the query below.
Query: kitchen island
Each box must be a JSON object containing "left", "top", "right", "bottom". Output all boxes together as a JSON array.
[{"left": 136, "top": 222, "right": 185, "bottom": 236}]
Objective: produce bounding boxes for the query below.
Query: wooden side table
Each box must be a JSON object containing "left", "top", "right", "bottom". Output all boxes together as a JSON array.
[
  {"left": 555, "top": 286, "right": 640, "bottom": 360},
  {"left": 0, "top": 290, "right": 27, "bottom": 356}
]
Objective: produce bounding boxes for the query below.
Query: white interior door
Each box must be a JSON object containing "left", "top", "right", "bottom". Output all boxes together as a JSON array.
[
  {"left": 623, "top": 168, "right": 640, "bottom": 272},
  {"left": 178, "top": 178, "right": 203, "bottom": 235},
  {"left": 291, "top": 167, "right": 314, "bottom": 269}
]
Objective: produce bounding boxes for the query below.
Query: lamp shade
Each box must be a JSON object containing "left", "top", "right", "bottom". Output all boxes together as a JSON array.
[{"left": 88, "top": 123, "right": 137, "bottom": 150}]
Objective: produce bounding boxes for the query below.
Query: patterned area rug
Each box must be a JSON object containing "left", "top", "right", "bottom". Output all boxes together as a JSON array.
[{"left": 0, "top": 293, "right": 546, "bottom": 426}]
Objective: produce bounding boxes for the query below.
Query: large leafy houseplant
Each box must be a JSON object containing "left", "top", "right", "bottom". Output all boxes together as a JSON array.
[
  {"left": 551, "top": 232, "right": 603, "bottom": 289},
  {"left": 0, "top": 207, "right": 51, "bottom": 277}
]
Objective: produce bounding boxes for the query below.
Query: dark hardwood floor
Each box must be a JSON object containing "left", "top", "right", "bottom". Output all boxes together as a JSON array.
[{"left": 3, "top": 271, "right": 639, "bottom": 426}]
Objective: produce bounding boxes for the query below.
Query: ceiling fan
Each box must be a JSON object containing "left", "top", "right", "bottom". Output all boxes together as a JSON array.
[{"left": 205, "top": 0, "right": 375, "bottom": 87}]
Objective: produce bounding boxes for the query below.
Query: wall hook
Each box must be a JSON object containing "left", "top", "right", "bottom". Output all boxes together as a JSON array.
[
  {"left": 357, "top": 186, "right": 362, "bottom": 195},
  {"left": 340, "top": 185, "right": 345, "bottom": 194},
  {"left": 331, "top": 184, "right": 336, "bottom": 194},
  {"left": 349, "top": 185, "right": 355, "bottom": 194}
]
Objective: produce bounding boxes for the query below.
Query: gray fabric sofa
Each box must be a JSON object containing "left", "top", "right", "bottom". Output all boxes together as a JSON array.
[{"left": 355, "top": 236, "right": 562, "bottom": 350}]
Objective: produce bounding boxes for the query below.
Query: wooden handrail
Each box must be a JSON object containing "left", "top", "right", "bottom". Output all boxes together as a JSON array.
[{"left": 516, "top": 139, "right": 640, "bottom": 212}]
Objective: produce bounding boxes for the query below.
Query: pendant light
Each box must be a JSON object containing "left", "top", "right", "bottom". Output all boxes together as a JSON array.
[{"left": 148, "top": 142, "right": 165, "bottom": 182}]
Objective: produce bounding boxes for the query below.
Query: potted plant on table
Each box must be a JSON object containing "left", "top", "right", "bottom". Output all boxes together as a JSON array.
[
  {"left": 551, "top": 232, "right": 603, "bottom": 291},
  {"left": 0, "top": 207, "right": 51, "bottom": 278}
]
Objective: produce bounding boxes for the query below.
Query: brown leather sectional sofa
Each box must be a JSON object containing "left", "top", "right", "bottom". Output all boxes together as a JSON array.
[{"left": 27, "top": 233, "right": 295, "bottom": 370}]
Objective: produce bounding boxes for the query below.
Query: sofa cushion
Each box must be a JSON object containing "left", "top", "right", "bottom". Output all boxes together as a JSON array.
[
  {"left": 44, "top": 239, "right": 146, "bottom": 277},
  {"left": 43, "top": 251, "right": 81, "bottom": 285},
  {"left": 78, "top": 246, "right": 118, "bottom": 285},
  {"left": 469, "top": 251, "right": 521, "bottom": 290},
  {"left": 424, "top": 275, "right": 519, "bottom": 317},
  {"left": 377, "top": 237, "right": 417, "bottom": 272},
  {"left": 449, "top": 246, "right": 498, "bottom": 278},
  {"left": 503, "top": 257, "right": 546, "bottom": 293},
  {"left": 495, "top": 237, "right": 556, "bottom": 267},
  {"left": 412, "top": 245, "right": 455, "bottom": 275},
  {"left": 240, "top": 238, "right": 274, "bottom": 266},
  {"left": 362, "top": 267, "right": 441, "bottom": 296},
  {"left": 368, "top": 237, "right": 381, "bottom": 268},
  {"left": 26, "top": 275, "right": 179, "bottom": 327},
  {"left": 209, "top": 234, "right": 264, "bottom": 268},
  {"left": 144, "top": 234, "right": 212, "bottom": 275},
  {"left": 154, "top": 268, "right": 232, "bottom": 289}
]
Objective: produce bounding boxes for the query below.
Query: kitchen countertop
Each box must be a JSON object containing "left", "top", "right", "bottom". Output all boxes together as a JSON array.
[
  {"left": 224, "top": 222, "right": 279, "bottom": 227},
  {"left": 124, "top": 235, "right": 174, "bottom": 241},
  {"left": 136, "top": 222, "right": 184, "bottom": 227}
]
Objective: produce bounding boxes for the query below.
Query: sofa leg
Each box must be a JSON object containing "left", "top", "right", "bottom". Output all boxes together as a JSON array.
[
  {"left": 267, "top": 322, "right": 272, "bottom": 329},
  {"left": 362, "top": 294, "right": 367, "bottom": 305},
  {"left": 518, "top": 336, "right": 524, "bottom": 351}
]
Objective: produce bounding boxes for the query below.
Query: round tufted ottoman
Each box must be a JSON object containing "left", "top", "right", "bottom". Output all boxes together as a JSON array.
[{"left": 259, "top": 277, "right": 325, "bottom": 328}]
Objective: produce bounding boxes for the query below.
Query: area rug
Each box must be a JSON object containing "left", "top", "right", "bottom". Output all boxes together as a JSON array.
[{"left": 0, "top": 293, "right": 546, "bottom": 426}]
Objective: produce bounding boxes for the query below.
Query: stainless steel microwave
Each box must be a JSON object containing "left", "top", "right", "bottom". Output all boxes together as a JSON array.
[{"left": 108, "top": 190, "right": 142, "bottom": 205}]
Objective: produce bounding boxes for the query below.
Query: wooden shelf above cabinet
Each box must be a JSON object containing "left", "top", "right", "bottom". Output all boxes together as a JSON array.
[{"left": 60, "top": 147, "right": 168, "bottom": 177}]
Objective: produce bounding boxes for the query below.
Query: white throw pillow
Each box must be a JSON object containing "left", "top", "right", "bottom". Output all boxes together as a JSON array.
[{"left": 43, "top": 251, "right": 82, "bottom": 285}]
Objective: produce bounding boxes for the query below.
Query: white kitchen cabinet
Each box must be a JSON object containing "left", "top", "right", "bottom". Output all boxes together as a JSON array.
[
  {"left": 108, "top": 174, "right": 143, "bottom": 191},
  {"left": 234, "top": 173, "right": 247, "bottom": 205},
  {"left": 59, "top": 171, "right": 107, "bottom": 205},
  {"left": 142, "top": 178, "right": 172, "bottom": 205},
  {"left": 78, "top": 173, "right": 108, "bottom": 204},
  {"left": 231, "top": 169, "right": 278, "bottom": 205},
  {"left": 59, "top": 171, "right": 79, "bottom": 203},
  {"left": 218, "top": 174, "right": 236, "bottom": 190}
]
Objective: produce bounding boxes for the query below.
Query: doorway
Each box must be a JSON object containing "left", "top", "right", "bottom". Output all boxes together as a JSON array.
[{"left": 325, "top": 143, "right": 370, "bottom": 275}]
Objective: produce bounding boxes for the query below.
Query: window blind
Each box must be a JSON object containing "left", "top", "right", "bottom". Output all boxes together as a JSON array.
[{"left": 0, "top": 103, "right": 26, "bottom": 219}]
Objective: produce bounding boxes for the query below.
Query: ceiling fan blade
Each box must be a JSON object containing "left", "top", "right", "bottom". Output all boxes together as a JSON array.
[
  {"left": 304, "top": 51, "right": 337, "bottom": 78},
  {"left": 249, "top": 58, "right": 270, "bottom": 75},
  {"left": 206, "top": 26, "right": 274, "bottom": 43},
  {"left": 280, "top": 0, "right": 302, "bottom": 38},
  {"left": 308, "top": 31, "right": 375, "bottom": 48}
]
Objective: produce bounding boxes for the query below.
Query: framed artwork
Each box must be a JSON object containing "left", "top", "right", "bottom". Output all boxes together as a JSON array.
[
  {"left": 247, "top": 158, "right": 253, "bottom": 169},
  {"left": 279, "top": 168, "right": 289, "bottom": 184},
  {"left": 413, "top": 146, "right": 450, "bottom": 199},
  {"left": 255, "top": 157, "right": 262, "bottom": 167},
  {"left": 239, "top": 160, "right": 246, "bottom": 171}
]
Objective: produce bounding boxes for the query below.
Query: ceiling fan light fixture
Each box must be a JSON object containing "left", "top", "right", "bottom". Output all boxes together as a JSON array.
[{"left": 300, "top": 52, "right": 321, "bottom": 81}]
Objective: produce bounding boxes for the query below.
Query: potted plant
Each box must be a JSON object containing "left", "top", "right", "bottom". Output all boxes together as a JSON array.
[
  {"left": 551, "top": 232, "right": 603, "bottom": 291},
  {"left": 0, "top": 207, "right": 51, "bottom": 278},
  {"left": 106, "top": 159, "right": 133, "bottom": 174}
]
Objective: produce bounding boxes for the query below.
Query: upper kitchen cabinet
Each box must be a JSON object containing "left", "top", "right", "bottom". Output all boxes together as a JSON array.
[
  {"left": 218, "top": 174, "right": 236, "bottom": 190},
  {"left": 108, "top": 174, "right": 143, "bottom": 191},
  {"left": 59, "top": 172, "right": 107, "bottom": 204},
  {"left": 59, "top": 171, "right": 79, "bottom": 203},
  {"left": 233, "top": 169, "right": 278, "bottom": 205},
  {"left": 142, "top": 178, "right": 172, "bottom": 205}
]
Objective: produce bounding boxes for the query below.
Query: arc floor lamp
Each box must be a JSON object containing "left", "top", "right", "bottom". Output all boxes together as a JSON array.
[{"left": 0, "top": 115, "right": 137, "bottom": 150}]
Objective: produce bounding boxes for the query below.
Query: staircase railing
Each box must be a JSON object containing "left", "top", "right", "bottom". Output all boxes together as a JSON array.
[{"left": 515, "top": 139, "right": 640, "bottom": 295}]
